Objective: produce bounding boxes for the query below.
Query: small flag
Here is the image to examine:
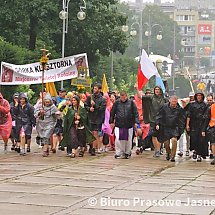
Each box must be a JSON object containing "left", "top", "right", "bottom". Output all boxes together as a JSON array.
[
  {"left": 137, "top": 49, "right": 158, "bottom": 90},
  {"left": 155, "top": 74, "right": 166, "bottom": 93},
  {"left": 46, "top": 82, "right": 58, "bottom": 97},
  {"left": 102, "top": 74, "right": 109, "bottom": 93}
]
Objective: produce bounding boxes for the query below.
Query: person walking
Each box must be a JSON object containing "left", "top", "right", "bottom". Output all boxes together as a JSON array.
[
  {"left": 202, "top": 102, "right": 215, "bottom": 165},
  {"left": 61, "top": 95, "right": 95, "bottom": 158},
  {"left": 85, "top": 83, "right": 106, "bottom": 156},
  {"left": 136, "top": 85, "right": 168, "bottom": 157},
  {"left": 110, "top": 91, "right": 139, "bottom": 159},
  {"left": 156, "top": 96, "right": 186, "bottom": 162},
  {"left": 14, "top": 93, "right": 35, "bottom": 155},
  {"left": 9, "top": 93, "right": 19, "bottom": 151},
  {"left": 34, "top": 93, "right": 59, "bottom": 157},
  {"left": 186, "top": 91, "right": 208, "bottom": 162},
  {"left": 0, "top": 93, "right": 12, "bottom": 152}
]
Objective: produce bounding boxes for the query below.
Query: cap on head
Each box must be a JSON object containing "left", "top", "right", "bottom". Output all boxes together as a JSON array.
[
  {"left": 59, "top": 88, "right": 66, "bottom": 92},
  {"left": 189, "top": 92, "right": 195, "bottom": 97}
]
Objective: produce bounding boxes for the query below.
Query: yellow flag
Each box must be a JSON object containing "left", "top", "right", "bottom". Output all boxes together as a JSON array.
[
  {"left": 46, "top": 82, "right": 58, "bottom": 97},
  {"left": 102, "top": 74, "right": 109, "bottom": 93}
]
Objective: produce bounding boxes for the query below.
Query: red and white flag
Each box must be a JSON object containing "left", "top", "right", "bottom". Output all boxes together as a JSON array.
[{"left": 137, "top": 49, "right": 158, "bottom": 90}]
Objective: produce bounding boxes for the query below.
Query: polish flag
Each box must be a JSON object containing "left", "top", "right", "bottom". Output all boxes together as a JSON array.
[{"left": 137, "top": 49, "right": 158, "bottom": 90}]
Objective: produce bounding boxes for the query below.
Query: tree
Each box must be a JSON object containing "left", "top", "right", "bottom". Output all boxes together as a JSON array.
[
  {"left": 120, "top": 5, "right": 182, "bottom": 59},
  {"left": 0, "top": 0, "right": 128, "bottom": 69},
  {"left": 95, "top": 54, "right": 138, "bottom": 94}
]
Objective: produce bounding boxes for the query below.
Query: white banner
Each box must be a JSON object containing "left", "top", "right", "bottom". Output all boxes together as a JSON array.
[{"left": 0, "top": 53, "right": 89, "bottom": 85}]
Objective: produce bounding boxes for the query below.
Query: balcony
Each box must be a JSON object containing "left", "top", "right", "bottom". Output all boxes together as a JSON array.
[
  {"left": 183, "top": 41, "right": 195, "bottom": 46},
  {"left": 179, "top": 31, "right": 195, "bottom": 36}
]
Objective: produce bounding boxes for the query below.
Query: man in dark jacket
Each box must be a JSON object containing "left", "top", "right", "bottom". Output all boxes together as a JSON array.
[
  {"left": 14, "top": 93, "right": 35, "bottom": 155},
  {"left": 156, "top": 96, "right": 185, "bottom": 162},
  {"left": 9, "top": 92, "right": 19, "bottom": 150},
  {"left": 186, "top": 91, "right": 208, "bottom": 162},
  {"left": 110, "top": 91, "right": 139, "bottom": 159},
  {"left": 136, "top": 85, "right": 168, "bottom": 157},
  {"left": 85, "top": 83, "right": 106, "bottom": 156}
]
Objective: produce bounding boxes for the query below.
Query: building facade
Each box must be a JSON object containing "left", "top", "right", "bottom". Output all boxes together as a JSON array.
[
  {"left": 175, "top": 0, "right": 215, "bottom": 10},
  {"left": 173, "top": 9, "right": 215, "bottom": 66}
]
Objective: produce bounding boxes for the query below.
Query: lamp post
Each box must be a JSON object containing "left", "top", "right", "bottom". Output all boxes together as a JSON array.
[
  {"left": 125, "top": 11, "right": 163, "bottom": 57},
  {"left": 59, "top": 0, "right": 86, "bottom": 88}
]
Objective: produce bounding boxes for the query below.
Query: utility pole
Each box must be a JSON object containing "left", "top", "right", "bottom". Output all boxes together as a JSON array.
[
  {"left": 173, "top": 23, "right": 176, "bottom": 91},
  {"left": 139, "top": 0, "right": 143, "bottom": 57},
  {"left": 147, "top": 9, "right": 151, "bottom": 55}
]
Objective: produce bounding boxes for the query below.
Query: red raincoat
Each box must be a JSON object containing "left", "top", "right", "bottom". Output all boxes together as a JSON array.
[{"left": 0, "top": 93, "right": 12, "bottom": 140}]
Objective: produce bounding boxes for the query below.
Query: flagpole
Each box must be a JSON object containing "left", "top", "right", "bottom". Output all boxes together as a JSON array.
[
  {"left": 110, "top": 51, "right": 114, "bottom": 91},
  {"left": 40, "top": 47, "right": 50, "bottom": 120},
  {"left": 139, "top": 0, "right": 143, "bottom": 58}
]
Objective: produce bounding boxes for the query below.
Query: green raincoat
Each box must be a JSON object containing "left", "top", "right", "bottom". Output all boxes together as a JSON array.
[{"left": 60, "top": 106, "right": 95, "bottom": 147}]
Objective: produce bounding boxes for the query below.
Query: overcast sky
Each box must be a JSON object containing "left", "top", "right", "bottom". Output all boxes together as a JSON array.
[{"left": 121, "top": 0, "right": 174, "bottom": 3}]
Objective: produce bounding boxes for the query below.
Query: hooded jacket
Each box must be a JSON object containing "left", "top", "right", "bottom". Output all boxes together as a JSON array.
[
  {"left": 188, "top": 92, "right": 207, "bottom": 130},
  {"left": 84, "top": 93, "right": 106, "bottom": 125},
  {"left": 14, "top": 92, "right": 36, "bottom": 126},
  {"left": 0, "top": 93, "right": 12, "bottom": 139},
  {"left": 0, "top": 93, "right": 11, "bottom": 125},
  {"left": 34, "top": 93, "right": 58, "bottom": 139},
  {"left": 142, "top": 86, "right": 168, "bottom": 124},
  {"left": 10, "top": 93, "right": 19, "bottom": 121},
  {"left": 156, "top": 103, "right": 186, "bottom": 138}
]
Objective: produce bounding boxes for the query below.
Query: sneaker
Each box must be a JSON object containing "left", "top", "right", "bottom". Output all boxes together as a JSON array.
[
  {"left": 124, "top": 154, "right": 130, "bottom": 159},
  {"left": 70, "top": 153, "right": 76, "bottom": 158},
  {"left": 91, "top": 148, "right": 96, "bottom": 156},
  {"left": 210, "top": 159, "right": 215, "bottom": 165},
  {"left": 97, "top": 148, "right": 102, "bottom": 154},
  {"left": 42, "top": 151, "right": 48, "bottom": 157},
  {"left": 11, "top": 144, "right": 15, "bottom": 151},
  {"left": 27, "top": 147, "right": 30, "bottom": 153},
  {"left": 4, "top": 145, "right": 7, "bottom": 152},
  {"left": 20, "top": 149, "right": 26, "bottom": 156},
  {"left": 114, "top": 154, "right": 121, "bottom": 159},
  {"left": 178, "top": 152, "right": 183, "bottom": 157},
  {"left": 51, "top": 149, "right": 56, "bottom": 153},
  {"left": 79, "top": 151, "right": 84, "bottom": 157},
  {"left": 185, "top": 151, "right": 189, "bottom": 156},
  {"left": 192, "top": 151, "right": 197, "bottom": 159},
  {"left": 140, "top": 147, "right": 144, "bottom": 153},
  {"left": 136, "top": 149, "right": 140, "bottom": 155},
  {"left": 58, "top": 145, "right": 65, "bottom": 151},
  {"left": 160, "top": 149, "right": 163, "bottom": 155},
  {"left": 16, "top": 147, "right": 20, "bottom": 153},
  {"left": 153, "top": 151, "right": 160, "bottom": 158},
  {"left": 170, "top": 157, "right": 175, "bottom": 162},
  {"left": 166, "top": 154, "right": 170, "bottom": 161},
  {"left": 197, "top": 156, "right": 202, "bottom": 162},
  {"left": 209, "top": 154, "right": 214, "bottom": 159},
  {"left": 104, "top": 147, "right": 108, "bottom": 152}
]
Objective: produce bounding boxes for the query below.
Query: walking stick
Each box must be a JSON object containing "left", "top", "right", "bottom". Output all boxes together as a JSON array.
[{"left": 40, "top": 47, "right": 50, "bottom": 120}]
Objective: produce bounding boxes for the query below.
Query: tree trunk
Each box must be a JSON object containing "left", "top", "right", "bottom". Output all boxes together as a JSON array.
[{"left": 29, "top": 15, "right": 38, "bottom": 50}]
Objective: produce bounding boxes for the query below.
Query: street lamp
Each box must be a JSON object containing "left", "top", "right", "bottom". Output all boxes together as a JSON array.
[
  {"left": 59, "top": 0, "right": 87, "bottom": 88},
  {"left": 125, "top": 13, "right": 163, "bottom": 56}
]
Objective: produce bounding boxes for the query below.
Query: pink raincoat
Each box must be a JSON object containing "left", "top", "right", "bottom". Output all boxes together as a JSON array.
[
  {"left": 0, "top": 93, "right": 12, "bottom": 140},
  {"left": 102, "top": 93, "right": 113, "bottom": 136}
]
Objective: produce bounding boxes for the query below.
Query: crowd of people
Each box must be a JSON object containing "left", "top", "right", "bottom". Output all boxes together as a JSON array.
[{"left": 0, "top": 82, "right": 215, "bottom": 165}]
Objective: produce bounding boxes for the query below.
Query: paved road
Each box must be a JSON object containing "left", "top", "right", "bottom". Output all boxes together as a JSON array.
[{"left": 0, "top": 141, "right": 214, "bottom": 215}]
